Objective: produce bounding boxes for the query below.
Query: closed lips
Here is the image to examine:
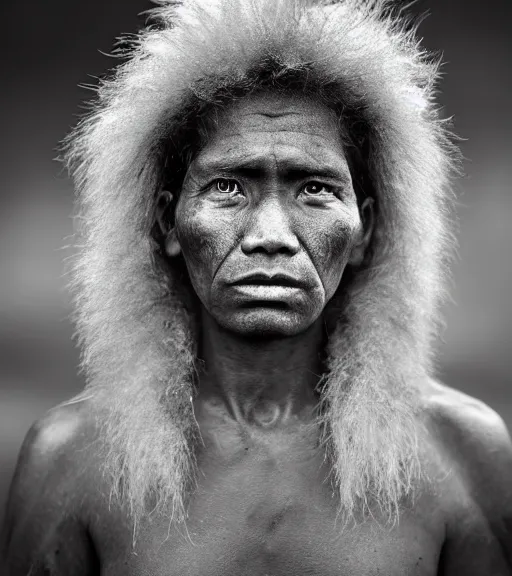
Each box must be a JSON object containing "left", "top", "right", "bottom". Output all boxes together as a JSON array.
[{"left": 230, "top": 273, "right": 304, "bottom": 288}]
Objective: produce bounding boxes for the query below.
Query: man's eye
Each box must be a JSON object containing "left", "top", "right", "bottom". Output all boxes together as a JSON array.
[
  {"left": 302, "top": 182, "right": 333, "bottom": 195},
  {"left": 214, "top": 179, "right": 241, "bottom": 194}
]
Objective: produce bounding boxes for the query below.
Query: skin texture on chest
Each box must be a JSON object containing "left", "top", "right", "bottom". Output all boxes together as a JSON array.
[
  {"left": 100, "top": 488, "right": 442, "bottom": 576},
  {"left": 104, "top": 522, "right": 440, "bottom": 576},
  {"left": 97, "top": 418, "right": 444, "bottom": 576}
]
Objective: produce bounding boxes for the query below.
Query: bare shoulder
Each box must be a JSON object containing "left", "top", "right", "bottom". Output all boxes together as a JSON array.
[
  {"left": 422, "top": 380, "right": 512, "bottom": 525},
  {"left": 9, "top": 395, "right": 100, "bottom": 497},
  {"left": 1, "top": 396, "right": 103, "bottom": 575},
  {"left": 423, "top": 379, "right": 512, "bottom": 477},
  {"left": 419, "top": 384, "right": 512, "bottom": 572}
]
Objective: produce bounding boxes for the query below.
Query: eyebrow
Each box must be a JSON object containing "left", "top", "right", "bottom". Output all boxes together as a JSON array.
[{"left": 194, "top": 156, "right": 352, "bottom": 184}]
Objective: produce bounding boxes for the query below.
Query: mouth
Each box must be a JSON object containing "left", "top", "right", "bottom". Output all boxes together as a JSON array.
[
  {"left": 230, "top": 272, "right": 304, "bottom": 288},
  {"left": 228, "top": 272, "right": 306, "bottom": 304}
]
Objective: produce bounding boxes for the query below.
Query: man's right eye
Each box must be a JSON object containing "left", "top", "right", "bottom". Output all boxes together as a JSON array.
[{"left": 214, "top": 178, "right": 241, "bottom": 194}]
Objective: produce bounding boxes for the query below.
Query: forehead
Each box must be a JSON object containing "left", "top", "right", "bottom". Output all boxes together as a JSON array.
[{"left": 191, "top": 92, "right": 350, "bottom": 176}]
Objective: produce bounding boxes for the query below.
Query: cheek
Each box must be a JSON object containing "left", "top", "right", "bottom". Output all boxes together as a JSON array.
[
  {"left": 305, "top": 210, "right": 361, "bottom": 298},
  {"left": 175, "top": 200, "right": 237, "bottom": 293}
]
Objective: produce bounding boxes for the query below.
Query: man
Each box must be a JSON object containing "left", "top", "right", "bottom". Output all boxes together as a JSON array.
[{"left": 2, "top": 0, "right": 512, "bottom": 574}]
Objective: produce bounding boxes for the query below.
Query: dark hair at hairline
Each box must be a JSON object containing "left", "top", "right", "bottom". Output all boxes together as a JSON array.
[{"left": 158, "top": 60, "right": 376, "bottom": 209}]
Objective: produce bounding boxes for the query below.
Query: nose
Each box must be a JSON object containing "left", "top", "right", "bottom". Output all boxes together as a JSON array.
[{"left": 241, "top": 195, "right": 300, "bottom": 256}]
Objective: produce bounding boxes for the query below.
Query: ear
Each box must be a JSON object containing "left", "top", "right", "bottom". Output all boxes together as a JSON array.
[
  {"left": 348, "top": 197, "right": 374, "bottom": 267},
  {"left": 155, "top": 190, "right": 182, "bottom": 257}
]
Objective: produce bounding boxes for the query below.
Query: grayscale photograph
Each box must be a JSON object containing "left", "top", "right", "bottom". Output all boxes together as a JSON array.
[{"left": 1, "top": 0, "right": 511, "bottom": 574}]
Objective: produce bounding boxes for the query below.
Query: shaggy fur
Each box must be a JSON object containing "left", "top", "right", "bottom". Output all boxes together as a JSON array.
[{"left": 64, "top": 0, "right": 458, "bottom": 532}]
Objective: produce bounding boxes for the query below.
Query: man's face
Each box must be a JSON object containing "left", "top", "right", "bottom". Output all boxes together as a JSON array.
[{"left": 166, "top": 92, "right": 372, "bottom": 337}]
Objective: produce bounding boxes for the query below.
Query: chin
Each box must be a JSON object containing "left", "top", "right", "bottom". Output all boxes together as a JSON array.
[{"left": 216, "top": 307, "right": 316, "bottom": 338}]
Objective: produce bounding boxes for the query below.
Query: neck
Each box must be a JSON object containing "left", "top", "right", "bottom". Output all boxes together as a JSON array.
[{"left": 197, "top": 311, "right": 324, "bottom": 426}]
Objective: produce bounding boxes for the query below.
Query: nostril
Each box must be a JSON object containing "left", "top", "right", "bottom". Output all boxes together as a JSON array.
[{"left": 241, "top": 236, "right": 299, "bottom": 255}]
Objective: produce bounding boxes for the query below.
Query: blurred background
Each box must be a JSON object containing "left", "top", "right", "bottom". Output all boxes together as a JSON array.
[{"left": 0, "top": 0, "right": 511, "bottom": 523}]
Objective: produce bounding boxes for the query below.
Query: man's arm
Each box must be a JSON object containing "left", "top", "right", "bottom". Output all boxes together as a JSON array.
[
  {"left": 430, "top": 385, "right": 512, "bottom": 575},
  {"left": 1, "top": 403, "right": 101, "bottom": 576}
]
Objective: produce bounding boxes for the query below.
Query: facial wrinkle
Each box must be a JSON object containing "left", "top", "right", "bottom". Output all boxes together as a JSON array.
[
  {"left": 297, "top": 232, "right": 328, "bottom": 302},
  {"left": 175, "top": 90, "right": 363, "bottom": 342},
  {"left": 210, "top": 209, "right": 246, "bottom": 286}
]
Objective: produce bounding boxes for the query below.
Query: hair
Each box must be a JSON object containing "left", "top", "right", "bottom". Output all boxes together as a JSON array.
[{"left": 63, "top": 0, "right": 459, "bottom": 534}]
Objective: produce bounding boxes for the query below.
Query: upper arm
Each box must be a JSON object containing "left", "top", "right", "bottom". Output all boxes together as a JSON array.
[
  {"left": 428, "top": 384, "right": 512, "bottom": 574},
  {"left": 0, "top": 403, "right": 101, "bottom": 576}
]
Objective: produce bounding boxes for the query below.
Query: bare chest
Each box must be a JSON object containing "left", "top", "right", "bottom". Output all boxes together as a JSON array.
[
  {"left": 96, "top": 431, "right": 444, "bottom": 576},
  {"left": 100, "top": 494, "right": 442, "bottom": 576}
]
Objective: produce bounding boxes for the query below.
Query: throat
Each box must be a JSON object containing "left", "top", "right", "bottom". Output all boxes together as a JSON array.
[{"left": 197, "top": 312, "right": 325, "bottom": 428}]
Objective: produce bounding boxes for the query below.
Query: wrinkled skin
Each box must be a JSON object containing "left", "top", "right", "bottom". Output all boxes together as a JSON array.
[
  {"left": 3, "top": 94, "right": 512, "bottom": 576},
  {"left": 166, "top": 92, "right": 372, "bottom": 336}
]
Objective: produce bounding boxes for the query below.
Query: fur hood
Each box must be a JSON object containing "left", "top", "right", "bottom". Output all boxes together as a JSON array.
[{"left": 64, "top": 0, "right": 458, "bottom": 528}]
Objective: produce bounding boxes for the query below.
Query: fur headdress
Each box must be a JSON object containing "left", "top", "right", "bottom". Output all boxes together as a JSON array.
[{"left": 64, "top": 0, "right": 458, "bottom": 529}]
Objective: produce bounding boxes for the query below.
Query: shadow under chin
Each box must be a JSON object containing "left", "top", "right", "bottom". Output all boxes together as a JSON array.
[
  {"left": 210, "top": 307, "right": 322, "bottom": 343},
  {"left": 238, "top": 300, "right": 290, "bottom": 310}
]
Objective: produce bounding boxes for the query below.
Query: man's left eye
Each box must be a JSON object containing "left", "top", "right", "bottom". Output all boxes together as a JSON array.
[
  {"left": 302, "top": 182, "right": 334, "bottom": 195},
  {"left": 214, "top": 178, "right": 241, "bottom": 194}
]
